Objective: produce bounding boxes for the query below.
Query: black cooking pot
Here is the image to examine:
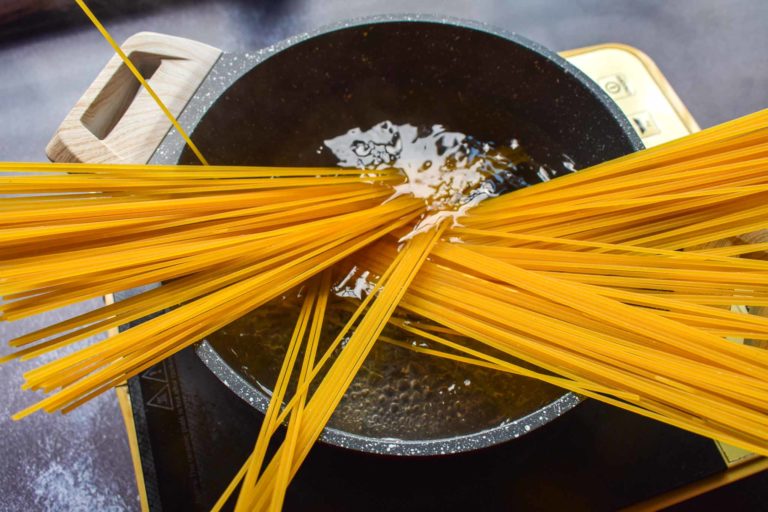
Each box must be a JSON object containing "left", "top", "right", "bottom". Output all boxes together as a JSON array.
[{"left": 149, "top": 15, "right": 643, "bottom": 456}]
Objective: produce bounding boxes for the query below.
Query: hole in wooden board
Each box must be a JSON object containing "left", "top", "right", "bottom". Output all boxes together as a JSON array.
[{"left": 80, "top": 51, "right": 165, "bottom": 140}]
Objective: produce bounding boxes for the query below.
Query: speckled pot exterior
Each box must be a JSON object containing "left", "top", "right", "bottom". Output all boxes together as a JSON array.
[{"left": 150, "top": 15, "right": 643, "bottom": 456}]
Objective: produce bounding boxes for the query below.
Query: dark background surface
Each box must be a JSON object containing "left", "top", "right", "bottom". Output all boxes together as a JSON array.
[{"left": 0, "top": 1, "right": 766, "bottom": 510}]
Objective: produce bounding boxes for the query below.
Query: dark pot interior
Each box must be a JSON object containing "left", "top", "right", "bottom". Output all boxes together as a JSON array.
[
  {"left": 178, "top": 19, "right": 643, "bottom": 455},
  {"left": 180, "top": 21, "right": 639, "bottom": 169}
]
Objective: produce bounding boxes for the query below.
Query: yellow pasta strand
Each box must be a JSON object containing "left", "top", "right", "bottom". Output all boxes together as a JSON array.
[{"left": 75, "top": 0, "right": 209, "bottom": 164}]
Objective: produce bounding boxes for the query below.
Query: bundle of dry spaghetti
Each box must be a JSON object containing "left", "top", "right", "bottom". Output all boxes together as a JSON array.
[
  {"left": 0, "top": 162, "right": 422, "bottom": 415},
  {"left": 2, "top": 112, "right": 768, "bottom": 509}
]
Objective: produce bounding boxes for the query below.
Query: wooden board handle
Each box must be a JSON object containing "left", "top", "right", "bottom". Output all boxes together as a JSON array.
[{"left": 46, "top": 32, "right": 221, "bottom": 164}]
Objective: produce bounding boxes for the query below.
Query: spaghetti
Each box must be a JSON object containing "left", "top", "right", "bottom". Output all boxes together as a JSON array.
[{"left": 1, "top": 3, "right": 768, "bottom": 509}]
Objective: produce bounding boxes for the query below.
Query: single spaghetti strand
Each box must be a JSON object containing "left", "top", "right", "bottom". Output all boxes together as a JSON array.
[{"left": 75, "top": 0, "right": 209, "bottom": 164}]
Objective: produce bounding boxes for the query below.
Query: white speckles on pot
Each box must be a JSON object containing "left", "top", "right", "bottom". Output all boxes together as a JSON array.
[{"left": 196, "top": 341, "right": 582, "bottom": 456}]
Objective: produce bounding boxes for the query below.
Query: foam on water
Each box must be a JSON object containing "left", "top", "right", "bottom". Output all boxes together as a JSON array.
[{"left": 324, "top": 121, "right": 545, "bottom": 239}]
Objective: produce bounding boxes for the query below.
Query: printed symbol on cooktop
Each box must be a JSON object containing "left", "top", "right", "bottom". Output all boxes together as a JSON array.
[
  {"left": 597, "top": 74, "right": 632, "bottom": 99},
  {"left": 141, "top": 361, "right": 168, "bottom": 383},
  {"left": 146, "top": 385, "right": 175, "bottom": 410},
  {"left": 629, "top": 111, "right": 661, "bottom": 138}
]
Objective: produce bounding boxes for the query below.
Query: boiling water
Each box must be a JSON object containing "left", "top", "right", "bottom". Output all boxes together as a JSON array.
[
  {"left": 324, "top": 121, "right": 576, "bottom": 238},
  {"left": 208, "top": 122, "right": 576, "bottom": 441}
]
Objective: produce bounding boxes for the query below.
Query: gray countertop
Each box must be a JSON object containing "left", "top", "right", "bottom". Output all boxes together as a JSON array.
[{"left": 1, "top": 1, "right": 766, "bottom": 510}]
